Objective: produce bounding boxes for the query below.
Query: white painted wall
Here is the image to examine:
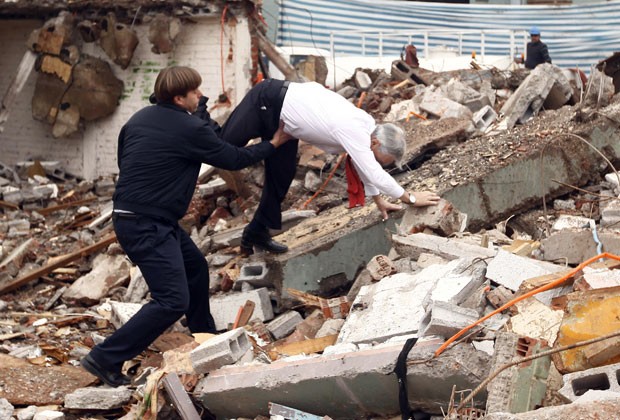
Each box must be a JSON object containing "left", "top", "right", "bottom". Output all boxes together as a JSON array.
[{"left": 0, "top": 15, "right": 253, "bottom": 180}]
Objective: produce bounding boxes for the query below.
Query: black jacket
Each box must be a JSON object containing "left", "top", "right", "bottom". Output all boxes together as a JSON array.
[
  {"left": 113, "top": 102, "right": 275, "bottom": 222},
  {"left": 525, "top": 40, "right": 551, "bottom": 69}
]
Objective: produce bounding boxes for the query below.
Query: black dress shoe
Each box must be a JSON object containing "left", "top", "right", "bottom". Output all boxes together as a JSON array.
[
  {"left": 241, "top": 226, "right": 288, "bottom": 254},
  {"left": 81, "top": 354, "right": 131, "bottom": 387}
]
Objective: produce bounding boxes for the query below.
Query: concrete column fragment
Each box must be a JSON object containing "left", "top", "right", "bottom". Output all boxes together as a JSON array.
[
  {"left": 194, "top": 340, "right": 491, "bottom": 418},
  {"left": 190, "top": 327, "right": 251, "bottom": 374}
]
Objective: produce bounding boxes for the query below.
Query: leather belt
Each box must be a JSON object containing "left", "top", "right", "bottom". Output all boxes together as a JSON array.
[{"left": 278, "top": 80, "right": 290, "bottom": 104}]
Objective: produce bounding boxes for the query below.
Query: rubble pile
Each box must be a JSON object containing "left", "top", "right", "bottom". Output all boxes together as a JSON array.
[{"left": 2, "top": 56, "right": 620, "bottom": 419}]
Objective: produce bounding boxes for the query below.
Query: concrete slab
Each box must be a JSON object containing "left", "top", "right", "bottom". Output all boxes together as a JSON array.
[
  {"left": 262, "top": 110, "right": 620, "bottom": 301},
  {"left": 194, "top": 340, "right": 491, "bottom": 418},
  {"left": 486, "top": 249, "right": 565, "bottom": 292},
  {"left": 337, "top": 259, "right": 467, "bottom": 345}
]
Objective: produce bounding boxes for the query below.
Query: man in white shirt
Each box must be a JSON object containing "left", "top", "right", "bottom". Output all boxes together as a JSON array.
[{"left": 213, "top": 79, "right": 440, "bottom": 254}]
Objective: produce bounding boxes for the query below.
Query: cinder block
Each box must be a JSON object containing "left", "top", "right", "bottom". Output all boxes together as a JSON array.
[
  {"left": 190, "top": 328, "right": 251, "bottom": 374},
  {"left": 235, "top": 261, "right": 271, "bottom": 290},
  {"left": 473, "top": 105, "right": 497, "bottom": 131},
  {"left": 267, "top": 310, "right": 303, "bottom": 340},
  {"left": 559, "top": 361, "right": 620, "bottom": 402},
  {"left": 210, "top": 287, "right": 274, "bottom": 331}
]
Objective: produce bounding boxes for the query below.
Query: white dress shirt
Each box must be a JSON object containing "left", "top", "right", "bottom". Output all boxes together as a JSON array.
[{"left": 280, "top": 82, "right": 404, "bottom": 199}]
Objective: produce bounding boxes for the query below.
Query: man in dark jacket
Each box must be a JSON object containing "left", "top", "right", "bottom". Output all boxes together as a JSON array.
[
  {"left": 80, "top": 66, "right": 290, "bottom": 387},
  {"left": 525, "top": 26, "right": 552, "bottom": 69}
]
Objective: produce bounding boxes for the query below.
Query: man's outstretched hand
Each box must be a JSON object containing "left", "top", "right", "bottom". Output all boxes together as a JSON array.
[{"left": 410, "top": 191, "right": 441, "bottom": 207}]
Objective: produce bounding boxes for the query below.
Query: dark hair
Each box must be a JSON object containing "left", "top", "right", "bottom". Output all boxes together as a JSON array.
[{"left": 154, "top": 66, "right": 202, "bottom": 103}]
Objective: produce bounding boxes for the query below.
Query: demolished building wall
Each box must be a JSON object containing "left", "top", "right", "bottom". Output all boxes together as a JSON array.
[{"left": 0, "top": 8, "right": 254, "bottom": 180}]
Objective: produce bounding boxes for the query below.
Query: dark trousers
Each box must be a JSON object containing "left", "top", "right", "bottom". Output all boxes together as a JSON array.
[
  {"left": 220, "top": 79, "right": 299, "bottom": 230},
  {"left": 89, "top": 213, "right": 215, "bottom": 372}
]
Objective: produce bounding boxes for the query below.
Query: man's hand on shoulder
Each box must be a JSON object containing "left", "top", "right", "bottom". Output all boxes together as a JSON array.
[{"left": 269, "top": 122, "right": 293, "bottom": 148}]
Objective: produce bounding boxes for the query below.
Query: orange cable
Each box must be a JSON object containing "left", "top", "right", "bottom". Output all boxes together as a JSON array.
[
  {"left": 433, "top": 252, "right": 620, "bottom": 358},
  {"left": 405, "top": 111, "right": 427, "bottom": 122},
  {"left": 300, "top": 153, "right": 347, "bottom": 209}
]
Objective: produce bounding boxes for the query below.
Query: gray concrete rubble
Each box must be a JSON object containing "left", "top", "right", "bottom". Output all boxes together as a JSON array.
[
  {"left": 499, "top": 63, "right": 572, "bottom": 130},
  {"left": 3, "top": 33, "right": 620, "bottom": 420},
  {"left": 194, "top": 339, "right": 490, "bottom": 418},
  {"left": 63, "top": 387, "right": 134, "bottom": 410}
]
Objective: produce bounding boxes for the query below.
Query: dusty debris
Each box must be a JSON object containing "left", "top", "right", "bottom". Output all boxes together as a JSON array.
[{"left": 3, "top": 32, "right": 620, "bottom": 420}]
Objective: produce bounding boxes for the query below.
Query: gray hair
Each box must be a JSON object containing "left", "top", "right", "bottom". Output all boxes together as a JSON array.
[{"left": 372, "top": 123, "right": 407, "bottom": 168}]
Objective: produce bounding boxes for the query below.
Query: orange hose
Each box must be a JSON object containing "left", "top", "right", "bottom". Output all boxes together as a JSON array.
[
  {"left": 300, "top": 153, "right": 347, "bottom": 209},
  {"left": 405, "top": 111, "right": 427, "bottom": 122},
  {"left": 433, "top": 252, "right": 620, "bottom": 358}
]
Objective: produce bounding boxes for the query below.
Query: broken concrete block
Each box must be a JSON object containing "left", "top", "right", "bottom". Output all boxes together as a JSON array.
[
  {"left": 346, "top": 268, "right": 373, "bottom": 303},
  {"left": 442, "top": 78, "right": 491, "bottom": 113},
  {"left": 580, "top": 265, "right": 620, "bottom": 290},
  {"left": 210, "top": 287, "right": 274, "bottom": 331},
  {"left": 0, "top": 399, "right": 13, "bottom": 420},
  {"left": 354, "top": 70, "right": 372, "bottom": 91},
  {"left": 267, "top": 310, "right": 303, "bottom": 340},
  {"left": 398, "top": 198, "right": 467, "bottom": 237},
  {"left": 190, "top": 328, "right": 251, "bottom": 374},
  {"left": 499, "top": 63, "right": 569, "bottom": 130},
  {"left": 109, "top": 301, "right": 141, "bottom": 329},
  {"left": 420, "top": 87, "right": 473, "bottom": 120},
  {"left": 366, "top": 254, "right": 396, "bottom": 281},
  {"left": 600, "top": 199, "right": 620, "bottom": 228},
  {"left": 235, "top": 261, "right": 271, "bottom": 290},
  {"left": 485, "top": 249, "right": 565, "bottom": 292},
  {"left": 392, "top": 232, "right": 496, "bottom": 262},
  {"left": 486, "top": 332, "right": 551, "bottom": 414},
  {"left": 33, "top": 411, "right": 65, "bottom": 420},
  {"left": 194, "top": 340, "right": 490, "bottom": 417},
  {"left": 510, "top": 298, "right": 562, "bottom": 344},
  {"left": 551, "top": 214, "right": 594, "bottom": 231},
  {"left": 123, "top": 266, "right": 148, "bottom": 303},
  {"left": 62, "top": 254, "right": 131, "bottom": 305},
  {"left": 558, "top": 362, "right": 620, "bottom": 402},
  {"left": 540, "top": 229, "right": 620, "bottom": 265},
  {"left": 383, "top": 98, "right": 424, "bottom": 123},
  {"left": 419, "top": 300, "right": 480, "bottom": 338},
  {"left": 426, "top": 258, "right": 485, "bottom": 307},
  {"left": 473, "top": 105, "right": 498, "bottom": 132},
  {"left": 64, "top": 386, "right": 133, "bottom": 410},
  {"left": 315, "top": 318, "right": 345, "bottom": 338},
  {"left": 338, "top": 260, "right": 467, "bottom": 345}
]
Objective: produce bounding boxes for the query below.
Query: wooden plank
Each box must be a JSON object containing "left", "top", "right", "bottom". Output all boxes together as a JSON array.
[
  {"left": 162, "top": 372, "right": 201, "bottom": 420},
  {"left": 34, "top": 197, "right": 97, "bottom": 216},
  {"left": 268, "top": 334, "right": 338, "bottom": 360},
  {"left": 0, "top": 50, "right": 37, "bottom": 129},
  {"left": 0, "top": 233, "right": 117, "bottom": 295}
]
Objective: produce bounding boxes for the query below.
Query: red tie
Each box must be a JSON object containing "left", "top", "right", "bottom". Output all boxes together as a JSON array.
[{"left": 345, "top": 155, "right": 365, "bottom": 208}]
